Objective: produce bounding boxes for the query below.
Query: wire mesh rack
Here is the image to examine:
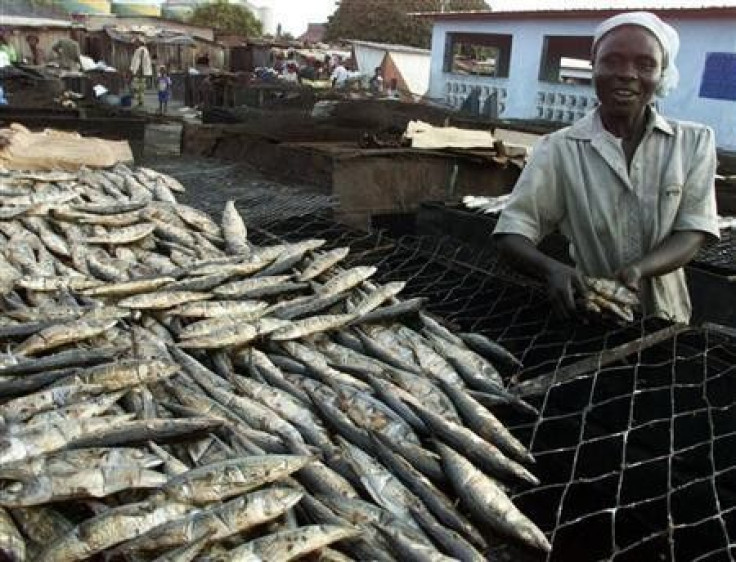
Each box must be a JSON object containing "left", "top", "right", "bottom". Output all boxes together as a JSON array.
[
  {"left": 456, "top": 202, "right": 736, "bottom": 277},
  {"left": 515, "top": 328, "right": 736, "bottom": 562},
  {"left": 694, "top": 228, "right": 736, "bottom": 275},
  {"left": 147, "top": 157, "right": 337, "bottom": 223},
  {"left": 155, "top": 161, "right": 736, "bottom": 560},
  {"left": 249, "top": 211, "right": 664, "bottom": 378},
  {"left": 248, "top": 211, "right": 736, "bottom": 562}
]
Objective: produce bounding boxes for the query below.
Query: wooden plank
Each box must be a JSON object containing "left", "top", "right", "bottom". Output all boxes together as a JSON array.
[{"left": 512, "top": 324, "right": 691, "bottom": 397}]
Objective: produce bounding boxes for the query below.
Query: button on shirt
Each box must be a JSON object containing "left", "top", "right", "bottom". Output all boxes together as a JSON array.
[{"left": 494, "top": 107, "right": 720, "bottom": 323}]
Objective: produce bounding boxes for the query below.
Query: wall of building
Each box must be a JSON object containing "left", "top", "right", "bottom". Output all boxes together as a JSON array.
[
  {"left": 3, "top": 27, "right": 79, "bottom": 66},
  {"left": 429, "top": 15, "right": 736, "bottom": 150},
  {"left": 95, "top": 35, "right": 223, "bottom": 73},
  {"left": 353, "top": 43, "right": 431, "bottom": 99}
]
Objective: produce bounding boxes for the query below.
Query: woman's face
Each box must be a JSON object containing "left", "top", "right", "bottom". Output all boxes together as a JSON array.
[{"left": 593, "top": 25, "right": 663, "bottom": 119}]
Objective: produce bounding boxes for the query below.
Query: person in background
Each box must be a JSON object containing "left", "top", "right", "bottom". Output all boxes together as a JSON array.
[
  {"left": 386, "top": 77, "right": 399, "bottom": 98},
  {"left": 130, "top": 37, "right": 152, "bottom": 108},
  {"left": 494, "top": 12, "right": 719, "bottom": 324},
  {"left": 273, "top": 54, "right": 285, "bottom": 74},
  {"left": 0, "top": 32, "right": 18, "bottom": 67},
  {"left": 330, "top": 58, "right": 348, "bottom": 89},
  {"left": 156, "top": 65, "right": 172, "bottom": 115},
  {"left": 51, "top": 37, "right": 81, "bottom": 71},
  {"left": 282, "top": 62, "right": 300, "bottom": 84},
  {"left": 197, "top": 73, "right": 214, "bottom": 108},
  {"left": 195, "top": 51, "right": 210, "bottom": 68},
  {"left": 298, "top": 58, "right": 318, "bottom": 82},
  {"left": 369, "top": 66, "right": 384, "bottom": 95},
  {"left": 25, "top": 34, "right": 42, "bottom": 66}
]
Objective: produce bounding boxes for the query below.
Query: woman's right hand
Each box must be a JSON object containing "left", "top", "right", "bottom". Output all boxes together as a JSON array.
[{"left": 545, "top": 262, "right": 588, "bottom": 320}]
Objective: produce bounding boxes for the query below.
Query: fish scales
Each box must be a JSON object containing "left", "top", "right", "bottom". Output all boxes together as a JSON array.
[
  {"left": 112, "top": 488, "right": 303, "bottom": 555},
  {"left": 0, "top": 166, "right": 549, "bottom": 559}
]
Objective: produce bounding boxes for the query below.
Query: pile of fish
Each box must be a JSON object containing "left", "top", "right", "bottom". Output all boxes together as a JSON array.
[
  {"left": 718, "top": 215, "right": 736, "bottom": 231},
  {"left": 0, "top": 163, "right": 550, "bottom": 560},
  {"left": 581, "top": 276, "right": 639, "bottom": 324},
  {"left": 462, "top": 195, "right": 513, "bottom": 215}
]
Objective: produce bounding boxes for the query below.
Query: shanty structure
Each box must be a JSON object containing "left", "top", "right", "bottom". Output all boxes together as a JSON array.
[
  {"left": 350, "top": 40, "right": 431, "bottom": 100},
  {"left": 423, "top": 6, "right": 736, "bottom": 150},
  {"left": 87, "top": 24, "right": 224, "bottom": 73},
  {"left": 83, "top": 15, "right": 215, "bottom": 41},
  {"left": 0, "top": 15, "right": 84, "bottom": 66}
]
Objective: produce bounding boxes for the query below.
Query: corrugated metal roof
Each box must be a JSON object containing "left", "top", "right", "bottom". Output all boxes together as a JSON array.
[
  {"left": 485, "top": 0, "right": 736, "bottom": 10},
  {"left": 348, "top": 40, "right": 430, "bottom": 56},
  {"left": 0, "top": 15, "right": 79, "bottom": 28},
  {"left": 417, "top": 2, "right": 736, "bottom": 19}
]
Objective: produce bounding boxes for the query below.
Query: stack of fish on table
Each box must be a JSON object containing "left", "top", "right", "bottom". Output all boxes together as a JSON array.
[{"left": 0, "top": 163, "right": 551, "bottom": 561}]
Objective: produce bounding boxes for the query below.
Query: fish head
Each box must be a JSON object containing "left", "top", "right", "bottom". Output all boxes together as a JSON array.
[
  {"left": 0, "top": 473, "right": 51, "bottom": 507},
  {"left": 0, "top": 437, "right": 27, "bottom": 464}
]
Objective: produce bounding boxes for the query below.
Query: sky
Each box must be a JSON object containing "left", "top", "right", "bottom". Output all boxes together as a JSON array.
[
  {"left": 264, "top": 0, "right": 338, "bottom": 36},
  {"left": 264, "top": 0, "right": 736, "bottom": 36}
]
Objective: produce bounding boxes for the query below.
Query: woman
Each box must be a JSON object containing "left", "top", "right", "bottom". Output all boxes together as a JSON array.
[
  {"left": 494, "top": 12, "right": 719, "bottom": 323},
  {"left": 130, "top": 37, "right": 152, "bottom": 108}
]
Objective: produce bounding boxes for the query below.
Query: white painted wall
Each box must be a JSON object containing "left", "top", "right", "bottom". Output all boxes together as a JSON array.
[
  {"left": 428, "top": 15, "right": 736, "bottom": 150},
  {"left": 353, "top": 43, "right": 431, "bottom": 98},
  {"left": 353, "top": 43, "right": 385, "bottom": 78},
  {"left": 392, "top": 51, "right": 431, "bottom": 98}
]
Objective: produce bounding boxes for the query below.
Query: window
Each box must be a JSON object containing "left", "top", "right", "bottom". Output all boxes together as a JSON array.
[
  {"left": 444, "top": 33, "right": 512, "bottom": 78},
  {"left": 539, "top": 35, "right": 594, "bottom": 85},
  {"left": 699, "top": 52, "right": 736, "bottom": 101}
]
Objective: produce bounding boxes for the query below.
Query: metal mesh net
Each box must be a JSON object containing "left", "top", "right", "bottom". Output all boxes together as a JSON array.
[
  {"left": 518, "top": 327, "right": 736, "bottom": 562},
  {"left": 248, "top": 211, "right": 736, "bottom": 561},
  {"left": 158, "top": 162, "right": 736, "bottom": 560},
  {"left": 458, "top": 202, "right": 736, "bottom": 277},
  {"left": 146, "top": 157, "right": 337, "bottom": 223},
  {"left": 694, "top": 228, "right": 736, "bottom": 275}
]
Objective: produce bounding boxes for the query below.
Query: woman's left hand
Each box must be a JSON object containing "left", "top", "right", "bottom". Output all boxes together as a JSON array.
[{"left": 616, "top": 264, "right": 642, "bottom": 292}]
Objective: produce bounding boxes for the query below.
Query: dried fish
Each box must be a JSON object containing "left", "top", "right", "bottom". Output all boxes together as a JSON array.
[{"left": 0, "top": 164, "right": 548, "bottom": 560}]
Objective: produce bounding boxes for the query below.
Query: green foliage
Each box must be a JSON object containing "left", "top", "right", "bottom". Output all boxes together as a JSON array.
[
  {"left": 324, "top": 0, "right": 489, "bottom": 48},
  {"left": 188, "top": 0, "right": 263, "bottom": 37}
]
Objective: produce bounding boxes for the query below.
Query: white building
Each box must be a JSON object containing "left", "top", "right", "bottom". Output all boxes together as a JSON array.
[
  {"left": 425, "top": 7, "right": 736, "bottom": 150},
  {"left": 351, "top": 40, "right": 431, "bottom": 100}
]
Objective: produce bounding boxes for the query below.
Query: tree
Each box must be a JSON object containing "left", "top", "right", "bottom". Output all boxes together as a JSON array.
[
  {"left": 324, "top": 0, "right": 489, "bottom": 49},
  {"left": 188, "top": 0, "right": 263, "bottom": 37}
]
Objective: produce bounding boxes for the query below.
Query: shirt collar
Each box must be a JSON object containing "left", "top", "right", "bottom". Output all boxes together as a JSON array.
[{"left": 566, "top": 105, "right": 675, "bottom": 140}]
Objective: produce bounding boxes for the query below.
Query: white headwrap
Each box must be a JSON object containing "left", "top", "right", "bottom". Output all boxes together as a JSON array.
[{"left": 593, "top": 11, "right": 680, "bottom": 98}]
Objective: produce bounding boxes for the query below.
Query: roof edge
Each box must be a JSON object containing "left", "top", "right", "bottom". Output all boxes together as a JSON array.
[
  {"left": 347, "top": 39, "right": 430, "bottom": 55},
  {"left": 413, "top": 7, "right": 736, "bottom": 20}
]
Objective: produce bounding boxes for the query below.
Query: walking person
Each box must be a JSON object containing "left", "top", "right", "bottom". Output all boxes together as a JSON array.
[
  {"left": 157, "top": 65, "right": 172, "bottom": 115},
  {"left": 369, "top": 66, "right": 384, "bottom": 95},
  {"left": 130, "top": 37, "right": 152, "bottom": 108},
  {"left": 494, "top": 12, "right": 719, "bottom": 324}
]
